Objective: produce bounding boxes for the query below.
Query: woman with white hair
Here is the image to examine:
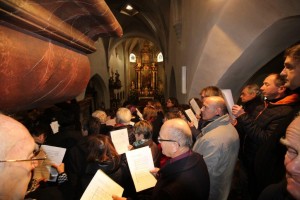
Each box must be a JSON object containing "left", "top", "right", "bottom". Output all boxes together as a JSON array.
[
  {"left": 111, "top": 107, "right": 136, "bottom": 144},
  {"left": 91, "top": 110, "right": 112, "bottom": 135}
]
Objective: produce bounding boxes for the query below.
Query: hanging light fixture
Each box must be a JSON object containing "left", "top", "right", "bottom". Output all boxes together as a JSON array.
[{"left": 120, "top": 3, "right": 139, "bottom": 16}]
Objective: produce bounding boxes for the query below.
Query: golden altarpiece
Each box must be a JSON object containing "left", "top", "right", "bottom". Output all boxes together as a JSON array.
[{"left": 129, "top": 42, "right": 163, "bottom": 102}]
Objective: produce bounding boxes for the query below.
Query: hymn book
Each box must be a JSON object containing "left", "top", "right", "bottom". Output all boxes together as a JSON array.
[
  {"left": 184, "top": 108, "right": 199, "bottom": 129},
  {"left": 189, "top": 98, "right": 201, "bottom": 116}
]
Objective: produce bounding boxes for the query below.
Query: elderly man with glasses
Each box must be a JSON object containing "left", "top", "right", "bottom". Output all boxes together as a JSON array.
[
  {"left": 0, "top": 113, "right": 46, "bottom": 199},
  {"left": 113, "top": 118, "right": 210, "bottom": 200}
]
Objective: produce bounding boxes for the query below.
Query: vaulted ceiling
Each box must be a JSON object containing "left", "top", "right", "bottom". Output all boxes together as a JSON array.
[{"left": 104, "top": 0, "right": 170, "bottom": 56}]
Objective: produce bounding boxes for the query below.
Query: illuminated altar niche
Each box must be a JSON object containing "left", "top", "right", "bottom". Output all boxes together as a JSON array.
[{"left": 132, "top": 41, "right": 160, "bottom": 99}]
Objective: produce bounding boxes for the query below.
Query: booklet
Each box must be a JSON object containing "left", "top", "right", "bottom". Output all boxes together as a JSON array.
[
  {"left": 110, "top": 128, "right": 130, "bottom": 155},
  {"left": 126, "top": 146, "right": 157, "bottom": 192},
  {"left": 33, "top": 145, "right": 66, "bottom": 182},
  {"left": 81, "top": 170, "right": 124, "bottom": 200},
  {"left": 184, "top": 109, "right": 199, "bottom": 129},
  {"left": 221, "top": 89, "right": 236, "bottom": 119},
  {"left": 189, "top": 98, "right": 201, "bottom": 116}
]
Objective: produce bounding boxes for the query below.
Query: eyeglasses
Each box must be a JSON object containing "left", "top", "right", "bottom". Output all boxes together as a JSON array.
[
  {"left": 0, "top": 143, "right": 47, "bottom": 163},
  {"left": 158, "top": 136, "right": 180, "bottom": 146}
]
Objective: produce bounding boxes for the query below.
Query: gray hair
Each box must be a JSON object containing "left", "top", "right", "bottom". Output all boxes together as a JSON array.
[
  {"left": 163, "top": 118, "right": 193, "bottom": 148},
  {"left": 116, "top": 107, "right": 132, "bottom": 124}
]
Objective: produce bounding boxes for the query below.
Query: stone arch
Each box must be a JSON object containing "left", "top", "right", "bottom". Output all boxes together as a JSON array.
[{"left": 85, "top": 74, "right": 109, "bottom": 110}]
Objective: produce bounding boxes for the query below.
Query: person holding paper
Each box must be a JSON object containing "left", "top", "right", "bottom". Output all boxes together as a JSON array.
[
  {"left": 232, "top": 73, "right": 299, "bottom": 199},
  {"left": 82, "top": 134, "right": 135, "bottom": 198},
  {"left": 237, "top": 84, "right": 263, "bottom": 117},
  {"left": 188, "top": 86, "right": 224, "bottom": 143},
  {"left": 193, "top": 96, "right": 239, "bottom": 200},
  {"left": 113, "top": 118, "right": 210, "bottom": 200},
  {"left": 24, "top": 121, "right": 69, "bottom": 200},
  {"left": 258, "top": 43, "right": 300, "bottom": 200},
  {"left": 112, "top": 107, "right": 136, "bottom": 145},
  {"left": 130, "top": 120, "right": 161, "bottom": 167}
]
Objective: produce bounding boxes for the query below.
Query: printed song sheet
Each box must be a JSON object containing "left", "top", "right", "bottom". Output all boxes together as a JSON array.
[
  {"left": 81, "top": 170, "right": 124, "bottom": 200},
  {"left": 221, "top": 89, "right": 236, "bottom": 119},
  {"left": 33, "top": 145, "right": 66, "bottom": 181},
  {"left": 126, "top": 146, "right": 157, "bottom": 192},
  {"left": 110, "top": 128, "right": 130, "bottom": 155},
  {"left": 189, "top": 98, "right": 201, "bottom": 116},
  {"left": 184, "top": 109, "right": 199, "bottom": 129}
]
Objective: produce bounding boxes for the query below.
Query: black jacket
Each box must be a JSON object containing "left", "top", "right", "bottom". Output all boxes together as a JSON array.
[
  {"left": 255, "top": 89, "right": 300, "bottom": 196},
  {"left": 237, "top": 93, "right": 299, "bottom": 169},
  {"left": 151, "top": 151, "right": 210, "bottom": 200}
]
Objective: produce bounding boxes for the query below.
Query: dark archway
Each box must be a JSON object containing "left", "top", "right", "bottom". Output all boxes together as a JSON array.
[{"left": 85, "top": 74, "right": 109, "bottom": 110}]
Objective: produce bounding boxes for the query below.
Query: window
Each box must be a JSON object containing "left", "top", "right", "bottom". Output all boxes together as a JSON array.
[
  {"left": 157, "top": 52, "right": 163, "bottom": 62},
  {"left": 129, "top": 53, "right": 136, "bottom": 63}
]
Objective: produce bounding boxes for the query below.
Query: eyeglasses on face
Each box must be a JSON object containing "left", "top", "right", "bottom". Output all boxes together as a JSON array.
[
  {"left": 0, "top": 143, "right": 47, "bottom": 163},
  {"left": 158, "top": 136, "right": 180, "bottom": 146}
]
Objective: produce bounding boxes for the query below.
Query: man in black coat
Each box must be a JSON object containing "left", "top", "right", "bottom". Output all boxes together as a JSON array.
[
  {"left": 258, "top": 43, "right": 300, "bottom": 200},
  {"left": 113, "top": 118, "right": 210, "bottom": 200},
  {"left": 232, "top": 73, "right": 299, "bottom": 199}
]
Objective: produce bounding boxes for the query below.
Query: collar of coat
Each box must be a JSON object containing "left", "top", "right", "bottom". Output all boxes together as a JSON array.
[
  {"left": 201, "top": 114, "right": 230, "bottom": 135},
  {"left": 267, "top": 93, "right": 300, "bottom": 106}
]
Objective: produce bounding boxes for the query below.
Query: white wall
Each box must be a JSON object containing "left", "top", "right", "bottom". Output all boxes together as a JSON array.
[{"left": 167, "top": 0, "right": 300, "bottom": 104}]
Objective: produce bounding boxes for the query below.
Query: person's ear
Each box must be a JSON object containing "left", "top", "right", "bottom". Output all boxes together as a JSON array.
[
  {"left": 278, "top": 86, "right": 286, "bottom": 94},
  {"left": 171, "top": 141, "right": 180, "bottom": 153},
  {"left": 250, "top": 92, "right": 256, "bottom": 98},
  {"left": 215, "top": 107, "right": 222, "bottom": 116}
]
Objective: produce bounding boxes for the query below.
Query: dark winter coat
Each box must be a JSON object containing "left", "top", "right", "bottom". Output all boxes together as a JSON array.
[{"left": 151, "top": 151, "right": 210, "bottom": 200}]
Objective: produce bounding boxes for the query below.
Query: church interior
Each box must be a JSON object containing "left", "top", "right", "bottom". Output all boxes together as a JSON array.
[
  {"left": 2, "top": 1, "right": 300, "bottom": 199},
  {"left": 1, "top": 0, "right": 300, "bottom": 115}
]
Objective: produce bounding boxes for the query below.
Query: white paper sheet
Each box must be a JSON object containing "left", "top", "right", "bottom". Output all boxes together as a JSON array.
[
  {"left": 50, "top": 121, "right": 59, "bottom": 134},
  {"left": 184, "top": 109, "right": 199, "bottom": 129},
  {"left": 110, "top": 128, "right": 130, "bottom": 155},
  {"left": 80, "top": 170, "right": 124, "bottom": 200},
  {"left": 33, "top": 145, "right": 66, "bottom": 181},
  {"left": 189, "top": 98, "right": 201, "bottom": 116},
  {"left": 126, "top": 146, "right": 157, "bottom": 192},
  {"left": 221, "top": 89, "right": 236, "bottom": 119}
]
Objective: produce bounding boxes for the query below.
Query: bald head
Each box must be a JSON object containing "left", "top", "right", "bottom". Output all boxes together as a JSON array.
[
  {"left": 160, "top": 118, "right": 193, "bottom": 148},
  {"left": 0, "top": 114, "right": 35, "bottom": 199},
  {"left": 0, "top": 114, "right": 34, "bottom": 159},
  {"left": 201, "top": 96, "right": 227, "bottom": 120}
]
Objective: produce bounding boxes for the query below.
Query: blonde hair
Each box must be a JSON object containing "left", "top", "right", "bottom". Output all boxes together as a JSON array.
[{"left": 92, "top": 110, "right": 107, "bottom": 124}]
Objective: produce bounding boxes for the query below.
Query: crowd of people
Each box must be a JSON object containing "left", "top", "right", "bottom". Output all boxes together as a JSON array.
[{"left": 0, "top": 43, "right": 300, "bottom": 200}]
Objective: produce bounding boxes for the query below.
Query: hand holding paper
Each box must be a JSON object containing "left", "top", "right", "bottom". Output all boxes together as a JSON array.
[
  {"left": 221, "top": 89, "right": 236, "bottom": 119},
  {"left": 126, "top": 146, "right": 157, "bottom": 192}
]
